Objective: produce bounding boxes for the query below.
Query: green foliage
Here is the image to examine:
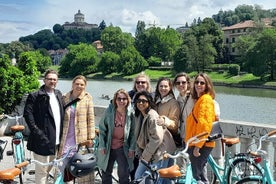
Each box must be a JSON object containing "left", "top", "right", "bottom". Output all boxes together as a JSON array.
[
  {"left": 147, "top": 56, "right": 162, "bottom": 66},
  {"left": 98, "top": 51, "right": 120, "bottom": 75},
  {"left": 0, "top": 54, "right": 39, "bottom": 114},
  {"left": 59, "top": 43, "right": 99, "bottom": 77},
  {"left": 173, "top": 44, "right": 191, "bottom": 73},
  {"left": 118, "top": 46, "right": 148, "bottom": 75},
  {"left": 229, "top": 64, "right": 240, "bottom": 75}
]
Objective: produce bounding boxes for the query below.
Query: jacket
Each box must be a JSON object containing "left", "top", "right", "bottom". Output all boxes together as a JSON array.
[
  {"left": 185, "top": 94, "right": 215, "bottom": 148},
  {"left": 23, "top": 85, "right": 64, "bottom": 155},
  {"left": 155, "top": 94, "right": 180, "bottom": 135},
  {"left": 135, "top": 109, "right": 176, "bottom": 163},
  {"left": 58, "top": 91, "right": 95, "bottom": 156},
  {"left": 97, "top": 104, "right": 136, "bottom": 172}
]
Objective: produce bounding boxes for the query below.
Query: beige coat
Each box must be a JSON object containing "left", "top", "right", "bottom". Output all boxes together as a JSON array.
[
  {"left": 155, "top": 94, "right": 180, "bottom": 135},
  {"left": 135, "top": 109, "right": 176, "bottom": 163},
  {"left": 58, "top": 91, "right": 95, "bottom": 156}
]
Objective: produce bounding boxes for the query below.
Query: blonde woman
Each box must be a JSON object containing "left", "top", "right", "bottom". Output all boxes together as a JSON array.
[{"left": 58, "top": 75, "right": 95, "bottom": 183}]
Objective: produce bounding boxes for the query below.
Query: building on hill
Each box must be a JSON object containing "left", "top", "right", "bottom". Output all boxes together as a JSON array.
[
  {"left": 48, "top": 49, "right": 68, "bottom": 65},
  {"left": 63, "top": 10, "right": 98, "bottom": 30}
]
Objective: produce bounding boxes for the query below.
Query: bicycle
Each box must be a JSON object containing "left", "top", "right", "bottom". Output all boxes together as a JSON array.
[
  {"left": 235, "top": 130, "right": 276, "bottom": 184},
  {"left": 131, "top": 132, "right": 262, "bottom": 184},
  {"left": 0, "top": 161, "right": 28, "bottom": 184},
  {"left": 131, "top": 132, "right": 209, "bottom": 184},
  {"left": 207, "top": 133, "right": 262, "bottom": 184},
  {"left": 27, "top": 140, "right": 96, "bottom": 184},
  {"left": 2, "top": 114, "right": 26, "bottom": 184}
]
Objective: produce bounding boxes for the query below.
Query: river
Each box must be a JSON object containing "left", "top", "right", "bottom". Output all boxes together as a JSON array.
[{"left": 53, "top": 79, "right": 276, "bottom": 125}]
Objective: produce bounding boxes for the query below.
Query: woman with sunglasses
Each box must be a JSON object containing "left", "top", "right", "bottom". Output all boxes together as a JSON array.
[
  {"left": 134, "top": 91, "right": 176, "bottom": 184},
  {"left": 173, "top": 72, "right": 195, "bottom": 146},
  {"left": 97, "top": 89, "right": 136, "bottom": 184},
  {"left": 185, "top": 73, "right": 216, "bottom": 184}
]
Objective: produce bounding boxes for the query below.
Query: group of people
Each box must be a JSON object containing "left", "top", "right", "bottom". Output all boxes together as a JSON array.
[{"left": 23, "top": 69, "right": 219, "bottom": 184}]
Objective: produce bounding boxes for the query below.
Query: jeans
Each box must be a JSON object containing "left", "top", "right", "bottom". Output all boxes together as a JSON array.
[
  {"left": 135, "top": 159, "right": 172, "bottom": 184},
  {"left": 102, "top": 147, "right": 129, "bottom": 184},
  {"left": 188, "top": 146, "right": 213, "bottom": 184}
]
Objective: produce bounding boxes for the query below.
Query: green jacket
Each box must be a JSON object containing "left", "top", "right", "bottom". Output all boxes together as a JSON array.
[{"left": 97, "top": 104, "right": 136, "bottom": 172}]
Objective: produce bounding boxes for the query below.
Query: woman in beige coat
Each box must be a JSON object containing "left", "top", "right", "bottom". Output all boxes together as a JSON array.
[
  {"left": 134, "top": 91, "right": 176, "bottom": 184},
  {"left": 58, "top": 75, "right": 95, "bottom": 184}
]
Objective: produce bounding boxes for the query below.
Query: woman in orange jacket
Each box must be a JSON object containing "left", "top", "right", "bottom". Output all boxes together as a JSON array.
[{"left": 185, "top": 73, "right": 216, "bottom": 184}]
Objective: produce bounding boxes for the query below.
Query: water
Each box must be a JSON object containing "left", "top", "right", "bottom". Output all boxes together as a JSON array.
[{"left": 53, "top": 79, "right": 276, "bottom": 125}]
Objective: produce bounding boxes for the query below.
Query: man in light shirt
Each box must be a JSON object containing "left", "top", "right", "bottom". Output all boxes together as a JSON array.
[{"left": 24, "top": 69, "right": 64, "bottom": 184}]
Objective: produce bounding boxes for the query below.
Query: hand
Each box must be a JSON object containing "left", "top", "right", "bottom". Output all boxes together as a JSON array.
[
  {"left": 193, "top": 147, "right": 201, "bottom": 157},
  {"left": 157, "top": 116, "right": 165, "bottom": 126},
  {"left": 128, "top": 151, "right": 135, "bottom": 158},
  {"left": 100, "top": 149, "right": 106, "bottom": 155}
]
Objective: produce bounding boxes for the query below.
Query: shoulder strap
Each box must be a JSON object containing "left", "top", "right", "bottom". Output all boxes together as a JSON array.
[
  {"left": 64, "top": 98, "right": 80, "bottom": 110},
  {"left": 179, "top": 93, "right": 190, "bottom": 121}
]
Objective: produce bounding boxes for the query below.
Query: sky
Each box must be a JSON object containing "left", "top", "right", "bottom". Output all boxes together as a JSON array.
[{"left": 0, "top": 0, "right": 275, "bottom": 43}]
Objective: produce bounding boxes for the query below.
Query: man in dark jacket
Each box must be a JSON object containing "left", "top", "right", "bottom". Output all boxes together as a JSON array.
[{"left": 24, "top": 69, "right": 64, "bottom": 184}]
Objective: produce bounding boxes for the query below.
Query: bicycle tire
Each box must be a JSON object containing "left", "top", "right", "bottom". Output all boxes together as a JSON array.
[
  {"left": 236, "top": 177, "right": 263, "bottom": 184},
  {"left": 227, "top": 157, "right": 262, "bottom": 183}
]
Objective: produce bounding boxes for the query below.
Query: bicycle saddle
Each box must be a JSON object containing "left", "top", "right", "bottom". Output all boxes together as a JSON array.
[
  {"left": 10, "top": 125, "right": 25, "bottom": 132},
  {"left": 0, "top": 167, "right": 21, "bottom": 181},
  {"left": 222, "top": 137, "right": 240, "bottom": 147},
  {"left": 158, "top": 164, "right": 182, "bottom": 178}
]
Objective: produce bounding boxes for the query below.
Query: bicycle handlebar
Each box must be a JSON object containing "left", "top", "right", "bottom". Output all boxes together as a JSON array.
[
  {"left": 163, "top": 132, "right": 209, "bottom": 160},
  {"left": 3, "top": 114, "right": 23, "bottom": 120}
]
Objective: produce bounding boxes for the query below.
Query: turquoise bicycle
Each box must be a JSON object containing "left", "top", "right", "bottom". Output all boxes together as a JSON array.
[
  {"left": 207, "top": 134, "right": 262, "bottom": 184},
  {"left": 235, "top": 130, "right": 276, "bottom": 184},
  {"left": 3, "top": 114, "right": 25, "bottom": 184}
]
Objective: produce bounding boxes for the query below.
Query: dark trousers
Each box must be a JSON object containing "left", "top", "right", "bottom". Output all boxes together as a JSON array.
[
  {"left": 102, "top": 147, "right": 130, "bottom": 184},
  {"left": 130, "top": 156, "right": 139, "bottom": 181},
  {"left": 188, "top": 146, "right": 213, "bottom": 184}
]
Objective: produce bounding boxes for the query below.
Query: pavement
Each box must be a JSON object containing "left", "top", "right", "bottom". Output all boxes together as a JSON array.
[{"left": 0, "top": 136, "right": 119, "bottom": 184}]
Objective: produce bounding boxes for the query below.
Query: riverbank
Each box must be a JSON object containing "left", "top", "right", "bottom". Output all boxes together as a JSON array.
[{"left": 85, "top": 70, "right": 276, "bottom": 90}]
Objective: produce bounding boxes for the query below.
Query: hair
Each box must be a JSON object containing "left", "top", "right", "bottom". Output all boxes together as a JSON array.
[
  {"left": 72, "top": 75, "right": 87, "bottom": 85},
  {"left": 173, "top": 72, "right": 191, "bottom": 90},
  {"left": 112, "top": 88, "right": 131, "bottom": 108},
  {"left": 134, "top": 91, "right": 156, "bottom": 117},
  {"left": 44, "top": 69, "right": 58, "bottom": 78},
  {"left": 154, "top": 77, "right": 175, "bottom": 102},
  {"left": 191, "top": 73, "right": 216, "bottom": 99},
  {"left": 132, "top": 72, "right": 152, "bottom": 92}
]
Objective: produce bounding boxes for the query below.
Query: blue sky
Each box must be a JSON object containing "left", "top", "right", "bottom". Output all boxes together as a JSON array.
[{"left": 0, "top": 0, "right": 275, "bottom": 43}]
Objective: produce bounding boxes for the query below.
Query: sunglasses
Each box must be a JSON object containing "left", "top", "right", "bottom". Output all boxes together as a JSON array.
[
  {"left": 136, "top": 99, "right": 148, "bottom": 104},
  {"left": 117, "top": 97, "right": 128, "bottom": 101},
  {"left": 195, "top": 80, "right": 206, "bottom": 85},
  {"left": 136, "top": 81, "right": 146, "bottom": 85},
  {"left": 175, "top": 81, "right": 187, "bottom": 85}
]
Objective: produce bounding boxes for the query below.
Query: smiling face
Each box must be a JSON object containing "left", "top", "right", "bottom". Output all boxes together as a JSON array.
[
  {"left": 72, "top": 78, "right": 86, "bottom": 97},
  {"left": 194, "top": 75, "right": 206, "bottom": 97},
  {"left": 136, "top": 95, "right": 149, "bottom": 114},
  {"left": 43, "top": 73, "right": 58, "bottom": 92},
  {"left": 175, "top": 76, "right": 188, "bottom": 96},
  {"left": 135, "top": 76, "right": 148, "bottom": 92},
  {"left": 158, "top": 80, "right": 170, "bottom": 98},
  {"left": 116, "top": 92, "right": 129, "bottom": 109}
]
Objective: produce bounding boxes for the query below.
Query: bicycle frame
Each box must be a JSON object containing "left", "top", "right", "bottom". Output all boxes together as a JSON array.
[
  {"left": 238, "top": 130, "right": 276, "bottom": 184},
  {"left": 4, "top": 114, "right": 25, "bottom": 184}
]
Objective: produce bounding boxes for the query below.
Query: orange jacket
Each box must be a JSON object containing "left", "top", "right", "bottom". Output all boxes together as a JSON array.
[{"left": 185, "top": 94, "right": 215, "bottom": 148}]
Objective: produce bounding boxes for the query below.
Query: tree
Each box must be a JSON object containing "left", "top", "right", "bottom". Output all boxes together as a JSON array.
[
  {"left": 247, "top": 29, "right": 276, "bottom": 80},
  {"left": 98, "top": 51, "right": 120, "bottom": 75},
  {"left": 59, "top": 43, "right": 99, "bottom": 77},
  {"left": 99, "top": 20, "right": 106, "bottom": 31},
  {"left": 173, "top": 44, "right": 191, "bottom": 73},
  {"left": 118, "top": 46, "right": 148, "bottom": 75},
  {"left": 101, "top": 26, "right": 134, "bottom": 54},
  {"left": 53, "top": 24, "right": 63, "bottom": 34},
  {"left": 0, "top": 53, "right": 39, "bottom": 114}
]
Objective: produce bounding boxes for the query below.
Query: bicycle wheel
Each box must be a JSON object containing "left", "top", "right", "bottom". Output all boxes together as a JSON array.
[
  {"left": 236, "top": 177, "right": 263, "bottom": 184},
  {"left": 227, "top": 158, "right": 262, "bottom": 183},
  {"left": 207, "top": 163, "right": 217, "bottom": 184}
]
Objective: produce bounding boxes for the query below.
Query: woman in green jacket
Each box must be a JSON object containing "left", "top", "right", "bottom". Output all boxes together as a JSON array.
[{"left": 97, "top": 89, "right": 136, "bottom": 184}]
